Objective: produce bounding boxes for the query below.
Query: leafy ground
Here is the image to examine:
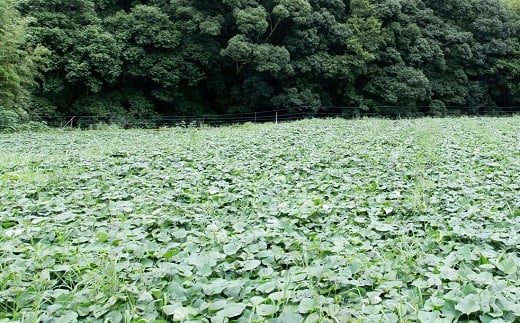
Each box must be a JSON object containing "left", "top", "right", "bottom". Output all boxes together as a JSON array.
[{"left": 1, "top": 117, "right": 520, "bottom": 323}]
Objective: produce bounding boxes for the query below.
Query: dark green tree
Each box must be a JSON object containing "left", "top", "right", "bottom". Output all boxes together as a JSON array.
[
  {"left": 218, "top": 0, "right": 383, "bottom": 112},
  {"left": 362, "top": 0, "right": 448, "bottom": 115},
  {"left": 15, "top": 0, "right": 520, "bottom": 122},
  {"left": 0, "top": 0, "right": 47, "bottom": 115},
  {"left": 424, "top": 0, "right": 520, "bottom": 111}
]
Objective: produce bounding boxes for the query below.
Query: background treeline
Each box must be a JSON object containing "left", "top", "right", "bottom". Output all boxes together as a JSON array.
[{"left": 2, "top": 0, "right": 520, "bottom": 127}]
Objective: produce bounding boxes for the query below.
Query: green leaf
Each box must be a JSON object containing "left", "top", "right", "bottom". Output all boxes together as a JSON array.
[
  {"left": 298, "top": 298, "right": 317, "bottom": 314},
  {"left": 469, "top": 271, "right": 494, "bottom": 285},
  {"left": 257, "top": 281, "right": 276, "bottom": 293},
  {"left": 1, "top": 220, "right": 16, "bottom": 229},
  {"left": 55, "top": 212, "right": 75, "bottom": 222},
  {"left": 256, "top": 304, "right": 279, "bottom": 316},
  {"left": 95, "top": 231, "right": 108, "bottom": 243},
  {"left": 162, "top": 303, "right": 183, "bottom": 316},
  {"left": 374, "top": 223, "right": 394, "bottom": 232},
  {"left": 217, "top": 303, "right": 246, "bottom": 318},
  {"left": 455, "top": 294, "right": 480, "bottom": 315},
  {"left": 208, "top": 300, "right": 227, "bottom": 312},
  {"left": 171, "top": 307, "right": 198, "bottom": 321},
  {"left": 163, "top": 249, "right": 178, "bottom": 260},
  {"left": 307, "top": 266, "right": 323, "bottom": 277},
  {"left": 496, "top": 256, "right": 517, "bottom": 275},
  {"left": 223, "top": 242, "right": 241, "bottom": 255},
  {"left": 249, "top": 296, "right": 265, "bottom": 306},
  {"left": 203, "top": 279, "right": 227, "bottom": 295},
  {"left": 275, "top": 311, "right": 304, "bottom": 323},
  {"left": 269, "top": 291, "right": 286, "bottom": 302},
  {"left": 242, "top": 259, "right": 261, "bottom": 271},
  {"left": 54, "top": 311, "right": 79, "bottom": 323},
  {"left": 303, "top": 312, "right": 320, "bottom": 323},
  {"left": 105, "top": 311, "right": 123, "bottom": 323},
  {"left": 162, "top": 305, "right": 177, "bottom": 316},
  {"left": 417, "top": 311, "right": 440, "bottom": 322}
]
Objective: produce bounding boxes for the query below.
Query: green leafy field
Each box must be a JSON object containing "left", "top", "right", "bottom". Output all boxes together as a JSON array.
[{"left": 1, "top": 117, "right": 520, "bottom": 323}]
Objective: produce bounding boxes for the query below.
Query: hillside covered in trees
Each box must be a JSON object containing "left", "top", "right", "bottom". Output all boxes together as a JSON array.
[{"left": 2, "top": 0, "right": 520, "bottom": 125}]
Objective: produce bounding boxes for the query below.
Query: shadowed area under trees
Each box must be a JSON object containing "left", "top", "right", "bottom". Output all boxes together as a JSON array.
[{"left": 2, "top": 0, "right": 520, "bottom": 126}]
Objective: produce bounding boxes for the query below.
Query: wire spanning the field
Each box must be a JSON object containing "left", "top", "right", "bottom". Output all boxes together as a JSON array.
[{"left": 33, "top": 105, "right": 520, "bottom": 128}]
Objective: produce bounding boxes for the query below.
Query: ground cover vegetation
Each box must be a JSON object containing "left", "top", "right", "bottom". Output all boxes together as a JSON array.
[
  {"left": 1, "top": 117, "right": 519, "bottom": 322},
  {"left": 0, "top": 0, "right": 520, "bottom": 127}
]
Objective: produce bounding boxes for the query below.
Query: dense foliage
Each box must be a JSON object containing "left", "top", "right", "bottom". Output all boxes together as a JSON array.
[
  {"left": 0, "top": 0, "right": 47, "bottom": 130},
  {"left": 1, "top": 117, "right": 520, "bottom": 321},
  {"left": 4, "top": 0, "right": 520, "bottom": 122}
]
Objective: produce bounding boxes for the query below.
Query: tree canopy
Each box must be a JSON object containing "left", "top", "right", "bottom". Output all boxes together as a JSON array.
[
  {"left": 6, "top": 0, "right": 520, "bottom": 123},
  {"left": 0, "top": 0, "right": 47, "bottom": 113}
]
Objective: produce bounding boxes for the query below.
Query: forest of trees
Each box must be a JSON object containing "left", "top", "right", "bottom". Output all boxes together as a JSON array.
[{"left": 2, "top": 0, "right": 520, "bottom": 126}]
